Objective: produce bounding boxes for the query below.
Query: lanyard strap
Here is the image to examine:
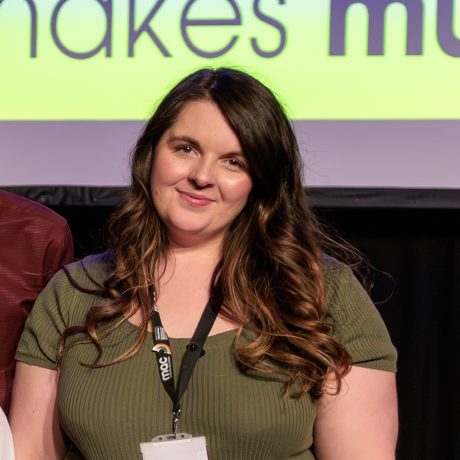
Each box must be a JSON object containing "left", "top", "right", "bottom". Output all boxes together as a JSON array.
[{"left": 150, "top": 289, "right": 222, "bottom": 434}]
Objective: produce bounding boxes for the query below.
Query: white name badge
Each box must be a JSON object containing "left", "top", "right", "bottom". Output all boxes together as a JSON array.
[{"left": 140, "top": 433, "right": 208, "bottom": 460}]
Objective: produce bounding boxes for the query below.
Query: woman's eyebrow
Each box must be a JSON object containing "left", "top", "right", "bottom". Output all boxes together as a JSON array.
[
  {"left": 167, "top": 135, "right": 201, "bottom": 150},
  {"left": 167, "top": 134, "right": 244, "bottom": 158},
  {"left": 220, "top": 151, "right": 246, "bottom": 161}
]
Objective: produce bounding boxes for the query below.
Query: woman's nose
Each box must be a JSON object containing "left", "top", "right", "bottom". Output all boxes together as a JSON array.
[{"left": 188, "top": 158, "right": 215, "bottom": 188}]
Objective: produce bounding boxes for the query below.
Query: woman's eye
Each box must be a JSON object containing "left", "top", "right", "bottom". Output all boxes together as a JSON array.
[
  {"left": 224, "top": 158, "right": 245, "bottom": 171},
  {"left": 176, "top": 144, "right": 193, "bottom": 154}
]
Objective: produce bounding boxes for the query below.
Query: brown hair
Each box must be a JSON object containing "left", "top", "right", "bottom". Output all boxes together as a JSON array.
[{"left": 59, "top": 68, "right": 352, "bottom": 398}]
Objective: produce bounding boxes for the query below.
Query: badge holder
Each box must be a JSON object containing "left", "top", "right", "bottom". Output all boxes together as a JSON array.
[
  {"left": 143, "top": 293, "right": 220, "bottom": 460},
  {"left": 140, "top": 433, "right": 208, "bottom": 460}
]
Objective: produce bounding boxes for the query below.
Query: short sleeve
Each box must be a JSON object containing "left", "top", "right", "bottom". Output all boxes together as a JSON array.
[
  {"left": 323, "top": 263, "right": 397, "bottom": 372},
  {"left": 15, "top": 268, "right": 74, "bottom": 370}
]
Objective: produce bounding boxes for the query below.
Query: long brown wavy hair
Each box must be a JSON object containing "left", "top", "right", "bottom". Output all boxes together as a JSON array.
[{"left": 59, "top": 68, "right": 352, "bottom": 398}]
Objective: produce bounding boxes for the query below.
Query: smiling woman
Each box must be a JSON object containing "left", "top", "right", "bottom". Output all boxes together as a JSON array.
[
  {"left": 151, "top": 100, "right": 252, "bottom": 246},
  {"left": 10, "top": 68, "right": 397, "bottom": 460}
]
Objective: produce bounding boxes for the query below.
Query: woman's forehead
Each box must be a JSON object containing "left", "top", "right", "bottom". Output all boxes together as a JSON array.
[{"left": 161, "top": 100, "right": 243, "bottom": 154}]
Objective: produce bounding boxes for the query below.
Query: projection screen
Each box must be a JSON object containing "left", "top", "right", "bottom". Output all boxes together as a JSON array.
[{"left": 1, "top": 0, "right": 459, "bottom": 207}]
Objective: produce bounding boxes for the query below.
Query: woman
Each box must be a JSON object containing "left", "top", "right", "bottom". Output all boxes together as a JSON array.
[{"left": 10, "top": 68, "right": 397, "bottom": 459}]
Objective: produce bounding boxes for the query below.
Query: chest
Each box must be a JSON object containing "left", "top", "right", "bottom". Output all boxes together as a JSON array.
[{"left": 57, "top": 329, "right": 316, "bottom": 459}]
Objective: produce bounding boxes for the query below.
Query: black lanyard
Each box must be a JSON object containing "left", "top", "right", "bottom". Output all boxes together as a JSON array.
[{"left": 150, "top": 289, "right": 222, "bottom": 435}]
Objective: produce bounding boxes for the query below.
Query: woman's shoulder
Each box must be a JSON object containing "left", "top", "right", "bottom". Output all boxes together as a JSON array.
[
  {"left": 63, "top": 251, "right": 115, "bottom": 289},
  {"left": 16, "top": 253, "right": 116, "bottom": 368},
  {"left": 320, "top": 253, "right": 351, "bottom": 282},
  {"left": 319, "top": 253, "right": 366, "bottom": 314},
  {"left": 37, "top": 251, "right": 113, "bottom": 306},
  {"left": 37, "top": 252, "right": 114, "bottom": 320},
  {"left": 319, "top": 254, "right": 397, "bottom": 371}
]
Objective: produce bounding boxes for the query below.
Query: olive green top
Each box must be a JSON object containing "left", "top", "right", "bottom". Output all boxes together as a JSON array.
[{"left": 16, "top": 253, "right": 397, "bottom": 459}]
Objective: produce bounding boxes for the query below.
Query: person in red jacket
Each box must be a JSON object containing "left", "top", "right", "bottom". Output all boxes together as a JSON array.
[{"left": 0, "top": 190, "right": 74, "bottom": 416}]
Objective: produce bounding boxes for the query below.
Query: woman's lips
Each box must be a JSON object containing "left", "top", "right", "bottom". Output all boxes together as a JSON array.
[{"left": 178, "top": 190, "right": 214, "bottom": 206}]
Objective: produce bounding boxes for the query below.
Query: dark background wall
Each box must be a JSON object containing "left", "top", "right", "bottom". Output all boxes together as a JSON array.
[{"left": 43, "top": 204, "right": 460, "bottom": 460}]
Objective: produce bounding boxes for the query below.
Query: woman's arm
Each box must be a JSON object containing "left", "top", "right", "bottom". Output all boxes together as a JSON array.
[
  {"left": 314, "top": 366, "right": 398, "bottom": 460},
  {"left": 9, "top": 362, "right": 66, "bottom": 460}
]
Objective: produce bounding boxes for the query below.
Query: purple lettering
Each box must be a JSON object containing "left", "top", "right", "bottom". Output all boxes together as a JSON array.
[
  {"left": 329, "top": 0, "right": 423, "bottom": 55},
  {"left": 51, "top": 0, "right": 112, "bottom": 59},
  {"left": 128, "top": 0, "right": 170, "bottom": 57},
  {"left": 251, "top": 0, "right": 287, "bottom": 58},
  {"left": 437, "top": 0, "right": 460, "bottom": 57},
  {"left": 181, "top": 0, "right": 241, "bottom": 58}
]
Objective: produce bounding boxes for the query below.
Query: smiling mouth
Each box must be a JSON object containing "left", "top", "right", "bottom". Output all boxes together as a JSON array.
[{"left": 177, "top": 190, "right": 214, "bottom": 206}]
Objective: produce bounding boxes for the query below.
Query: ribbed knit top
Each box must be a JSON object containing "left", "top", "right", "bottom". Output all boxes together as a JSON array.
[{"left": 16, "top": 253, "right": 397, "bottom": 459}]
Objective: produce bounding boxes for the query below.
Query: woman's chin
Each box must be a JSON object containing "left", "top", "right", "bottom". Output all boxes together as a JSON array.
[{"left": 165, "top": 224, "right": 226, "bottom": 248}]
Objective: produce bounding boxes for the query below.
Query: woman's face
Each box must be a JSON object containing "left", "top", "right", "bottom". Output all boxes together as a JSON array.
[{"left": 150, "top": 100, "right": 253, "bottom": 246}]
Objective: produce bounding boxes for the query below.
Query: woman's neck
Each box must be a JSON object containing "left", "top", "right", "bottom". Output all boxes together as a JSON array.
[
  {"left": 147, "top": 237, "right": 235, "bottom": 337},
  {"left": 168, "top": 231, "right": 223, "bottom": 253},
  {"left": 157, "top": 248, "right": 218, "bottom": 292},
  {"left": 158, "top": 235, "right": 222, "bottom": 279}
]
